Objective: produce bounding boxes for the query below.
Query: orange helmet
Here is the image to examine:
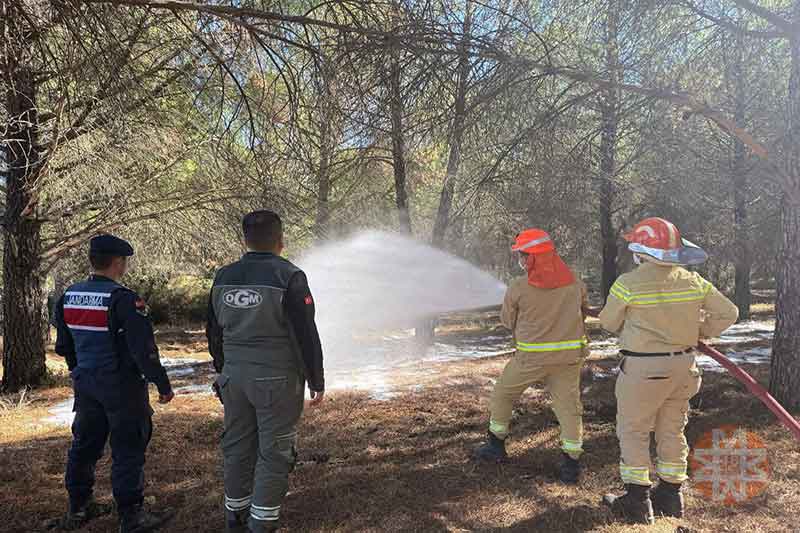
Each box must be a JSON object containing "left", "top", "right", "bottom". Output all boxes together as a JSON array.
[
  {"left": 512, "top": 228, "right": 555, "bottom": 254},
  {"left": 625, "top": 217, "right": 707, "bottom": 265}
]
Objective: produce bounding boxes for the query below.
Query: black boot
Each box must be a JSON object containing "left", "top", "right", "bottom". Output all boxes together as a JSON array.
[
  {"left": 602, "top": 484, "right": 655, "bottom": 525},
  {"left": 46, "top": 498, "right": 114, "bottom": 530},
  {"left": 558, "top": 452, "right": 581, "bottom": 484},
  {"left": 248, "top": 518, "right": 280, "bottom": 532},
  {"left": 652, "top": 481, "right": 684, "bottom": 518},
  {"left": 473, "top": 432, "right": 508, "bottom": 462},
  {"left": 119, "top": 505, "right": 174, "bottom": 533},
  {"left": 225, "top": 509, "right": 249, "bottom": 533}
]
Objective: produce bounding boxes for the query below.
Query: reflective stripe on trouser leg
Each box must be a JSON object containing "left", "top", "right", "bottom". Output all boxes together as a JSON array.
[
  {"left": 488, "top": 356, "right": 547, "bottom": 439},
  {"left": 620, "top": 463, "right": 651, "bottom": 486},
  {"left": 655, "top": 363, "right": 701, "bottom": 484},
  {"left": 221, "top": 372, "right": 259, "bottom": 519},
  {"left": 225, "top": 494, "right": 252, "bottom": 512},
  {"left": 656, "top": 461, "right": 688, "bottom": 483},
  {"left": 251, "top": 504, "right": 280, "bottom": 523},
  {"left": 251, "top": 377, "right": 304, "bottom": 531},
  {"left": 615, "top": 357, "right": 676, "bottom": 487},
  {"left": 545, "top": 363, "right": 584, "bottom": 459},
  {"left": 489, "top": 420, "right": 509, "bottom": 439},
  {"left": 561, "top": 439, "right": 583, "bottom": 456}
]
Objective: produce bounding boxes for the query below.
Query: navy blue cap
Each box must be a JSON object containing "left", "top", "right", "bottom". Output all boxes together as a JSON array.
[{"left": 90, "top": 234, "right": 134, "bottom": 257}]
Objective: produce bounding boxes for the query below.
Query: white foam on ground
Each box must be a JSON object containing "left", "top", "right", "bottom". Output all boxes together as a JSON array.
[
  {"left": 590, "top": 347, "right": 621, "bottom": 357},
  {"left": 174, "top": 384, "right": 213, "bottom": 395},
  {"left": 167, "top": 367, "right": 196, "bottom": 377},
  {"left": 160, "top": 357, "right": 203, "bottom": 368},
  {"left": 697, "top": 347, "right": 772, "bottom": 373},
  {"left": 43, "top": 398, "right": 75, "bottom": 426},
  {"left": 721, "top": 321, "right": 774, "bottom": 334}
]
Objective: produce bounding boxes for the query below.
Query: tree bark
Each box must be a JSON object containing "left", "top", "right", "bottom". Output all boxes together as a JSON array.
[
  {"left": 389, "top": 51, "right": 412, "bottom": 235},
  {"left": 769, "top": 3, "right": 800, "bottom": 408},
  {"left": 732, "top": 140, "right": 752, "bottom": 320},
  {"left": 599, "top": 0, "right": 621, "bottom": 302},
  {"left": 1, "top": 8, "right": 48, "bottom": 391},
  {"left": 432, "top": 3, "right": 471, "bottom": 248},
  {"left": 771, "top": 199, "right": 800, "bottom": 408},
  {"left": 724, "top": 27, "right": 753, "bottom": 320},
  {"left": 314, "top": 57, "right": 336, "bottom": 243}
]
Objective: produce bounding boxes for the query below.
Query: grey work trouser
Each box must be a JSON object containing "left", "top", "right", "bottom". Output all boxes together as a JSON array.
[{"left": 216, "top": 361, "right": 304, "bottom": 532}]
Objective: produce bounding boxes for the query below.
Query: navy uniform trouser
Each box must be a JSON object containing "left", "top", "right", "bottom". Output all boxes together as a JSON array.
[{"left": 65, "top": 366, "right": 153, "bottom": 515}]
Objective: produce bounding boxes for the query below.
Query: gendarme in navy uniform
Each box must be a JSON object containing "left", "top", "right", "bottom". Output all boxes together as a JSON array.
[
  {"left": 207, "top": 210, "right": 324, "bottom": 533},
  {"left": 53, "top": 235, "right": 174, "bottom": 533}
]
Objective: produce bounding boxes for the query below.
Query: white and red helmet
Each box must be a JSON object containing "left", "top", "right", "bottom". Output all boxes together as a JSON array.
[{"left": 624, "top": 217, "right": 707, "bottom": 265}]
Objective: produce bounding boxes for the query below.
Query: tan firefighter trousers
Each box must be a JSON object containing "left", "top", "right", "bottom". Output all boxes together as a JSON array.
[
  {"left": 489, "top": 351, "right": 584, "bottom": 459},
  {"left": 616, "top": 353, "right": 702, "bottom": 486}
]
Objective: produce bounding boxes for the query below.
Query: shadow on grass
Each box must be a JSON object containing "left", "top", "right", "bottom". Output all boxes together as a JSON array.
[{"left": 1, "top": 363, "right": 797, "bottom": 533}]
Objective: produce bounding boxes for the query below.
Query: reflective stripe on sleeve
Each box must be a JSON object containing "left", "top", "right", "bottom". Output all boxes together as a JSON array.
[
  {"left": 701, "top": 279, "right": 713, "bottom": 295},
  {"left": 610, "top": 282, "right": 632, "bottom": 303}
]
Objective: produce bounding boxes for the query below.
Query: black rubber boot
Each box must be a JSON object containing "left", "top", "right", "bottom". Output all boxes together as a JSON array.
[
  {"left": 558, "top": 452, "right": 581, "bottom": 484},
  {"left": 473, "top": 432, "right": 508, "bottom": 462},
  {"left": 652, "top": 480, "right": 684, "bottom": 518},
  {"left": 602, "top": 484, "right": 655, "bottom": 525},
  {"left": 118, "top": 505, "right": 175, "bottom": 533},
  {"left": 46, "top": 498, "right": 114, "bottom": 530},
  {"left": 225, "top": 509, "right": 249, "bottom": 533}
]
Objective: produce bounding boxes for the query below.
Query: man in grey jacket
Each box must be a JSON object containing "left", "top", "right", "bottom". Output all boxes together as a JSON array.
[{"left": 206, "top": 210, "right": 325, "bottom": 533}]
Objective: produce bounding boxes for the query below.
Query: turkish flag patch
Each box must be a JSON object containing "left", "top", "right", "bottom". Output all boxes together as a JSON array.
[{"left": 304, "top": 295, "right": 314, "bottom": 305}]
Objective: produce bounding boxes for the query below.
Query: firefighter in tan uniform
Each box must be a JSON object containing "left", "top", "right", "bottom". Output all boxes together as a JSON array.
[
  {"left": 474, "top": 229, "right": 589, "bottom": 484},
  {"left": 600, "top": 218, "right": 738, "bottom": 525}
]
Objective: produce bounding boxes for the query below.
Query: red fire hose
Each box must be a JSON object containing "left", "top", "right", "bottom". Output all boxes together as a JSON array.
[{"left": 697, "top": 341, "right": 800, "bottom": 442}]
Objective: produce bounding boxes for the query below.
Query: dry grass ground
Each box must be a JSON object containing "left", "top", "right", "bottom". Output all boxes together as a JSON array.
[{"left": 2, "top": 343, "right": 799, "bottom": 533}]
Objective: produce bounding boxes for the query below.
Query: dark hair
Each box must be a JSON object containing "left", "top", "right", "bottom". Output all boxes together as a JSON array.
[
  {"left": 89, "top": 252, "right": 115, "bottom": 270},
  {"left": 243, "top": 210, "right": 283, "bottom": 251}
]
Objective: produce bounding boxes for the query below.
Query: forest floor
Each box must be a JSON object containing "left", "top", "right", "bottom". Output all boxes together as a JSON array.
[{"left": 1, "top": 306, "right": 798, "bottom": 533}]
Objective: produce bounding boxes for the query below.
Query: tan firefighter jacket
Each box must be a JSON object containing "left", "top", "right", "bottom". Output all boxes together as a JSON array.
[
  {"left": 501, "top": 276, "right": 588, "bottom": 366},
  {"left": 599, "top": 262, "right": 739, "bottom": 353}
]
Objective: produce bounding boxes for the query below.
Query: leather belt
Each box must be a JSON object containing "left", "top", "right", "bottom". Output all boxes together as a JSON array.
[{"left": 620, "top": 348, "right": 694, "bottom": 357}]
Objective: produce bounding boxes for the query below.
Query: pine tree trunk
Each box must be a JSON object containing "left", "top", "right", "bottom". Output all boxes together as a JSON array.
[
  {"left": 769, "top": 4, "right": 800, "bottom": 408},
  {"left": 732, "top": 142, "right": 751, "bottom": 320},
  {"left": 730, "top": 31, "right": 752, "bottom": 320},
  {"left": 1, "top": 12, "right": 47, "bottom": 391},
  {"left": 432, "top": 3, "right": 472, "bottom": 249},
  {"left": 771, "top": 200, "right": 800, "bottom": 408},
  {"left": 599, "top": 0, "right": 620, "bottom": 301},
  {"left": 314, "top": 57, "right": 336, "bottom": 243},
  {"left": 389, "top": 51, "right": 411, "bottom": 235}
]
